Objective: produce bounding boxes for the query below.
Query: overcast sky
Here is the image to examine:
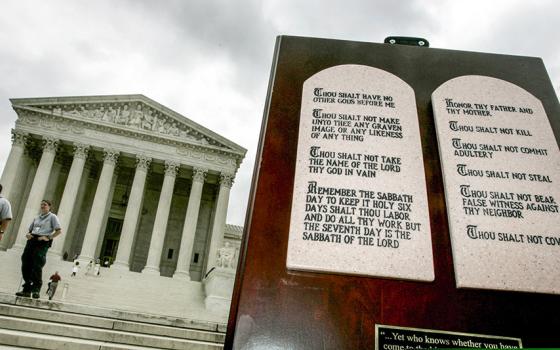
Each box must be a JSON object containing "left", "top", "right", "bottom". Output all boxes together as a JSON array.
[{"left": 1, "top": 0, "right": 558, "bottom": 226}]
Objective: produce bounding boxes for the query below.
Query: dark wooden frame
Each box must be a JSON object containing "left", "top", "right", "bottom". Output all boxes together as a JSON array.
[{"left": 226, "top": 36, "right": 560, "bottom": 349}]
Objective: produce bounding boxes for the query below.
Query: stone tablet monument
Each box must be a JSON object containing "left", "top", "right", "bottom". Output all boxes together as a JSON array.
[
  {"left": 287, "top": 64, "right": 434, "bottom": 281},
  {"left": 226, "top": 36, "right": 560, "bottom": 349},
  {"left": 432, "top": 76, "right": 560, "bottom": 294}
]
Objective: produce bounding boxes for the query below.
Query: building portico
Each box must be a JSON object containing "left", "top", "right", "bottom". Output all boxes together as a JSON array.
[{"left": 0, "top": 95, "right": 246, "bottom": 283}]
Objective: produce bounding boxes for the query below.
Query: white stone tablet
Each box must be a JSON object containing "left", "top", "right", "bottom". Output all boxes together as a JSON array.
[
  {"left": 432, "top": 75, "right": 560, "bottom": 294},
  {"left": 287, "top": 64, "right": 434, "bottom": 281}
]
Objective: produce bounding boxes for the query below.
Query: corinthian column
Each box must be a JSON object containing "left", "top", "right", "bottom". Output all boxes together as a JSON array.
[
  {"left": 142, "top": 161, "right": 179, "bottom": 275},
  {"left": 112, "top": 155, "right": 151, "bottom": 270},
  {"left": 0, "top": 130, "right": 28, "bottom": 200},
  {"left": 0, "top": 130, "right": 29, "bottom": 250},
  {"left": 79, "top": 149, "right": 119, "bottom": 262},
  {"left": 50, "top": 143, "right": 89, "bottom": 256},
  {"left": 14, "top": 137, "right": 59, "bottom": 249},
  {"left": 205, "top": 173, "right": 233, "bottom": 275},
  {"left": 173, "top": 168, "right": 207, "bottom": 279}
]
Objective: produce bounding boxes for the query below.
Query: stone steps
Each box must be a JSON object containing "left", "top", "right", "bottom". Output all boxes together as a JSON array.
[
  {"left": 0, "top": 328, "right": 204, "bottom": 350},
  {"left": 0, "top": 294, "right": 225, "bottom": 332},
  {"left": 0, "top": 302, "right": 224, "bottom": 350},
  {"left": 48, "top": 273, "right": 208, "bottom": 319},
  {"left": 0, "top": 250, "right": 225, "bottom": 323},
  {"left": 0, "top": 304, "right": 225, "bottom": 342}
]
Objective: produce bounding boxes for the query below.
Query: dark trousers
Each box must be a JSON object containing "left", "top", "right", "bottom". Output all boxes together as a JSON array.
[
  {"left": 21, "top": 238, "right": 50, "bottom": 293},
  {"left": 47, "top": 281, "right": 58, "bottom": 299}
]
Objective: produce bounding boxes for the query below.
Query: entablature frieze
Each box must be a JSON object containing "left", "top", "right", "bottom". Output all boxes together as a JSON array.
[
  {"left": 12, "top": 103, "right": 244, "bottom": 169},
  {"left": 12, "top": 124, "right": 238, "bottom": 176}
]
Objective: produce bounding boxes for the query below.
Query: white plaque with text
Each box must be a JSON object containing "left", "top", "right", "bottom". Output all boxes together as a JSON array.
[
  {"left": 432, "top": 75, "right": 560, "bottom": 294},
  {"left": 287, "top": 64, "right": 434, "bottom": 281}
]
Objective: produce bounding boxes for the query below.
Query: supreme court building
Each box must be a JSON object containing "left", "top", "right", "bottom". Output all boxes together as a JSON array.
[{"left": 0, "top": 94, "right": 246, "bottom": 285}]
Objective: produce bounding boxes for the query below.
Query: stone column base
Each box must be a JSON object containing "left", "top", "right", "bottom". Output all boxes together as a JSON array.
[
  {"left": 110, "top": 262, "right": 131, "bottom": 271},
  {"left": 141, "top": 266, "right": 161, "bottom": 275},
  {"left": 10, "top": 244, "right": 25, "bottom": 252},
  {"left": 46, "top": 250, "right": 64, "bottom": 259},
  {"left": 77, "top": 257, "right": 95, "bottom": 267},
  {"left": 203, "top": 267, "right": 235, "bottom": 315},
  {"left": 172, "top": 270, "right": 191, "bottom": 280}
]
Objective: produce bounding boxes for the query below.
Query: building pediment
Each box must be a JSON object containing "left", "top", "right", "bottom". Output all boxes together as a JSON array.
[{"left": 10, "top": 94, "right": 246, "bottom": 161}]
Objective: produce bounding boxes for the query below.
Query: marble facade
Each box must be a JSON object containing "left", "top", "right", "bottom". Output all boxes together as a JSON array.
[{"left": 0, "top": 95, "right": 246, "bottom": 282}]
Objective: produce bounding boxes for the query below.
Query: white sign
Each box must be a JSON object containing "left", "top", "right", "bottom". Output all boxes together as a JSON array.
[
  {"left": 432, "top": 75, "right": 560, "bottom": 294},
  {"left": 287, "top": 64, "right": 434, "bottom": 281}
]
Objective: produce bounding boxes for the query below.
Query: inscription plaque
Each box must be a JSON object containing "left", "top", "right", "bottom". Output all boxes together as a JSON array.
[
  {"left": 376, "top": 324, "right": 522, "bottom": 349},
  {"left": 228, "top": 35, "right": 560, "bottom": 349},
  {"left": 432, "top": 75, "right": 560, "bottom": 294},
  {"left": 287, "top": 64, "right": 434, "bottom": 281}
]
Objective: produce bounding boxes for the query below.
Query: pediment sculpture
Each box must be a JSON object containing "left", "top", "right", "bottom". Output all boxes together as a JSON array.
[{"left": 44, "top": 102, "right": 211, "bottom": 145}]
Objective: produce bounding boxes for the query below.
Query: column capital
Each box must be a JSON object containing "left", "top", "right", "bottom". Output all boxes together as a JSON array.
[
  {"left": 103, "top": 149, "right": 119, "bottom": 165},
  {"left": 42, "top": 136, "right": 59, "bottom": 153},
  {"left": 219, "top": 173, "right": 234, "bottom": 188},
  {"left": 136, "top": 154, "right": 152, "bottom": 171},
  {"left": 192, "top": 167, "right": 208, "bottom": 183},
  {"left": 11, "top": 129, "right": 28, "bottom": 147},
  {"left": 73, "top": 143, "right": 90, "bottom": 160},
  {"left": 164, "top": 160, "right": 179, "bottom": 177}
]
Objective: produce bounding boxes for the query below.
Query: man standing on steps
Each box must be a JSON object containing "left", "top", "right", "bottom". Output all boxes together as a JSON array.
[
  {"left": 16, "top": 200, "right": 62, "bottom": 299},
  {"left": 0, "top": 184, "right": 13, "bottom": 241},
  {"left": 46, "top": 271, "right": 61, "bottom": 300}
]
